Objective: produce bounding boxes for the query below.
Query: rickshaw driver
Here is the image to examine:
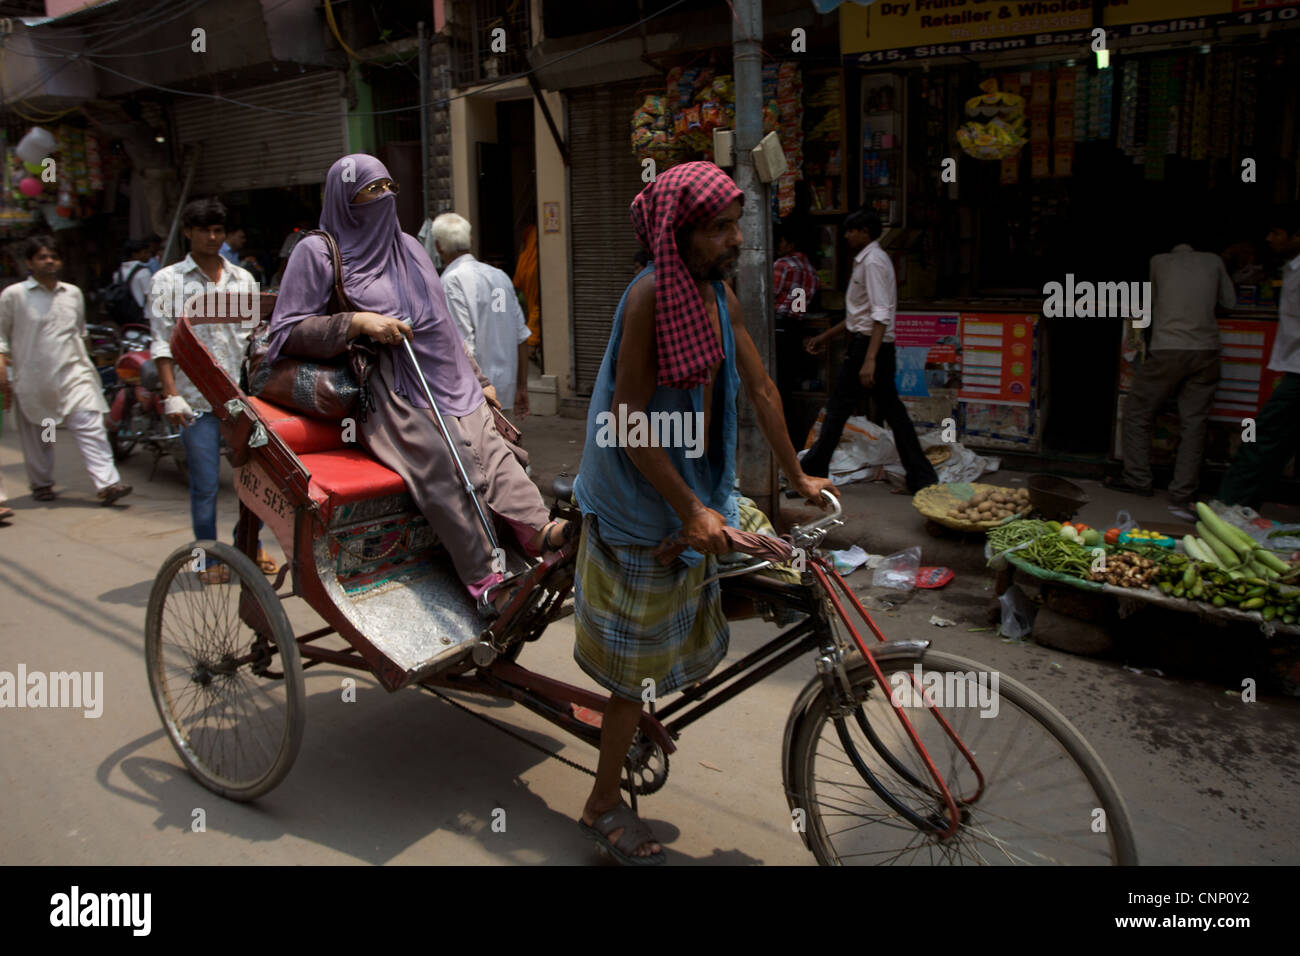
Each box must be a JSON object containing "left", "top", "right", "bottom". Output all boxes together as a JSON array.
[{"left": 571, "top": 161, "right": 837, "bottom": 864}]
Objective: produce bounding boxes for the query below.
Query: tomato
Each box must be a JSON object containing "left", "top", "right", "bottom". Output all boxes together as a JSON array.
[
  {"left": 1104, "top": 528, "right": 1120, "bottom": 545},
  {"left": 1061, "top": 521, "right": 1074, "bottom": 531},
  {"left": 1074, "top": 523, "right": 1090, "bottom": 532}
]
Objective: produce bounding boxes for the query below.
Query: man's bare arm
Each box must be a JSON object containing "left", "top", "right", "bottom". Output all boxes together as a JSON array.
[{"left": 726, "top": 284, "right": 837, "bottom": 502}]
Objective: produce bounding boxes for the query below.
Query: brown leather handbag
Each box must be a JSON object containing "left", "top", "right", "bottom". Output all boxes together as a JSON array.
[{"left": 246, "top": 230, "right": 377, "bottom": 420}]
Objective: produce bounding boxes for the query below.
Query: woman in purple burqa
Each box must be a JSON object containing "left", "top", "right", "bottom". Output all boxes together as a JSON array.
[{"left": 264, "top": 154, "right": 567, "bottom": 607}]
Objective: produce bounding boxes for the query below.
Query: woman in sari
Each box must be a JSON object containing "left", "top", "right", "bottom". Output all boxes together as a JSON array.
[{"left": 263, "top": 154, "right": 568, "bottom": 612}]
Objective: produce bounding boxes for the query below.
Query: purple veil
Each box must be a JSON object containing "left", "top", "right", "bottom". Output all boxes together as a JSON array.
[{"left": 265, "top": 153, "right": 480, "bottom": 417}]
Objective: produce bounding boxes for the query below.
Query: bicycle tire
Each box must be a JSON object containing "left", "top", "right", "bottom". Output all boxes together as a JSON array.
[
  {"left": 145, "top": 540, "right": 305, "bottom": 801},
  {"left": 787, "top": 648, "right": 1138, "bottom": 865}
]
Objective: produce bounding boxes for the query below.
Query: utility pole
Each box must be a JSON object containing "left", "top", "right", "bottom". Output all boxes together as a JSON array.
[{"left": 732, "top": 0, "right": 777, "bottom": 520}]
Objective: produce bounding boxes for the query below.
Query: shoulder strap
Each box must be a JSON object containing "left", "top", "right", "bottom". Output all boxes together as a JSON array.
[
  {"left": 303, "top": 229, "right": 357, "bottom": 313},
  {"left": 127, "top": 263, "right": 146, "bottom": 282}
]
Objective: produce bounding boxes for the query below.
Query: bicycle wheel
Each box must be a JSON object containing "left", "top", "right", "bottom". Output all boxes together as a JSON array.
[
  {"left": 788, "top": 649, "right": 1137, "bottom": 865},
  {"left": 145, "top": 541, "right": 305, "bottom": 801}
]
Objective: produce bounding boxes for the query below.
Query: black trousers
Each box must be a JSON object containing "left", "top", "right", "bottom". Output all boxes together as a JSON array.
[{"left": 801, "top": 335, "right": 939, "bottom": 493}]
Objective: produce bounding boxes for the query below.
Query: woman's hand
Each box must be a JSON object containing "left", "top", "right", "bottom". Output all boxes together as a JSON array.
[{"left": 350, "top": 312, "right": 412, "bottom": 346}]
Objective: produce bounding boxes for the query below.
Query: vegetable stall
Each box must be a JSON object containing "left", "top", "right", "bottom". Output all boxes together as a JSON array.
[{"left": 988, "top": 503, "right": 1300, "bottom": 638}]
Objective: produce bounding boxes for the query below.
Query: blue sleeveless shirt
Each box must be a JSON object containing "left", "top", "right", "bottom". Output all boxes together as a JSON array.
[{"left": 573, "top": 265, "right": 740, "bottom": 567}]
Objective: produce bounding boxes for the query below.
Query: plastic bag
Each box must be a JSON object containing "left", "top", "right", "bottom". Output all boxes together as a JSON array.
[
  {"left": 873, "top": 546, "right": 921, "bottom": 591},
  {"left": 998, "top": 585, "right": 1036, "bottom": 639},
  {"left": 1114, "top": 510, "right": 1138, "bottom": 533}
]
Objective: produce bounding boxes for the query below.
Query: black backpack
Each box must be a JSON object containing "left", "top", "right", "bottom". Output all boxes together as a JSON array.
[{"left": 102, "top": 263, "right": 146, "bottom": 324}]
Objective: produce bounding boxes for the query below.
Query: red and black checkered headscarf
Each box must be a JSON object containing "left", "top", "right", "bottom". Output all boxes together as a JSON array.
[{"left": 630, "top": 161, "right": 743, "bottom": 389}]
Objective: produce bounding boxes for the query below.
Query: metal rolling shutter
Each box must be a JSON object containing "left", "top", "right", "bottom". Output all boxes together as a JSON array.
[
  {"left": 568, "top": 81, "right": 647, "bottom": 395},
  {"left": 172, "top": 72, "right": 348, "bottom": 193}
]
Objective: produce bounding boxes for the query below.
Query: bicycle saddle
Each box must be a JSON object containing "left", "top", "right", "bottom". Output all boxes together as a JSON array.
[{"left": 551, "top": 473, "right": 575, "bottom": 503}]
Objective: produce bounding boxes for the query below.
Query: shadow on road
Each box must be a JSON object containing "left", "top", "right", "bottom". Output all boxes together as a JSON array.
[
  {"left": 98, "top": 579, "right": 153, "bottom": 608},
  {"left": 95, "top": 672, "right": 771, "bottom": 865}
]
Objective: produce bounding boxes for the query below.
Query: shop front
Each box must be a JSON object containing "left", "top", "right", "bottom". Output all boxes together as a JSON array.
[{"left": 837, "top": 0, "right": 1300, "bottom": 483}]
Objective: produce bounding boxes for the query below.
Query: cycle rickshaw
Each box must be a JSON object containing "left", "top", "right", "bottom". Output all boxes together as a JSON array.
[{"left": 145, "top": 298, "right": 1138, "bottom": 865}]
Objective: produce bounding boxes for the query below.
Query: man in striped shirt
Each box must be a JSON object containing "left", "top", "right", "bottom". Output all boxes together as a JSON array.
[{"left": 773, "top": 220, "right": 820, "bottom": 445}]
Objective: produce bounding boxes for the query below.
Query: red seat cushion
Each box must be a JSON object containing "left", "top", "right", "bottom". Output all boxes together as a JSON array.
[
  {"left": 298, "top": 449, "right": 408, "bottom": 513},
  {"left": 247, "top": 395, "right": 346, "bottom": 455}
]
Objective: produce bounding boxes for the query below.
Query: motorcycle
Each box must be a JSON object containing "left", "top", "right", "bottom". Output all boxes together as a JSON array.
[{"left": 104, "top": 323, "right": 189, "bottom": 480}]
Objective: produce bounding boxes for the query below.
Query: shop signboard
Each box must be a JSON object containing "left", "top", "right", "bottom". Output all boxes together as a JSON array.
[
  {"left": 958, "top": 312, "right": 1035, "bottom": 405},
  {"left": 894, "top": 312, "right": 960, "bottom": 396},
  {"left": 1211, "top": 318, "right": 1281, "bottom": 422},
  {"left": 895, "top": 312, "right": 961, "bottom": 429},
  {"left": 841, "top": 0, "right": 1300, "bottom": 64}
]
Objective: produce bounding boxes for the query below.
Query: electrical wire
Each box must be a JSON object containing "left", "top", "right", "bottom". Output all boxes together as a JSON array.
[{"left": 4, "top": 0, "right": 696, "bottom": 119}]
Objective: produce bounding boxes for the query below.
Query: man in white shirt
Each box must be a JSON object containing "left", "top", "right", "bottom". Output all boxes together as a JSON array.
[
  {"left": 150, "top": 198, "right": 271, "bottom": 582},
  {"left": 1220, "top": 207, "right": 1300, "bottom": 508},
  {"left": 433, "top": 212, "right": 531, "bottom": 418},
  {"left": 802, "top": 209, "right": 937, "bottom": 493},
  {"left": 0, "top": 235, "right": 132, "bottom": 506},
  {"left": 1112, "top": 241, "right": 1235, "bottom": 507}
]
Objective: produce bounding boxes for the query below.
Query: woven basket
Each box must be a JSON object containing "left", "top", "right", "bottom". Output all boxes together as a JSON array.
[{"left": 913, "top": 482, "right": 1031, "bottom": 532}]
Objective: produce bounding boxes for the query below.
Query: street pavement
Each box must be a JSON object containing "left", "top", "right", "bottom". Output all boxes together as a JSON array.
[{"left": 2, "top": 414, "right": 1298, "bottom": 866}]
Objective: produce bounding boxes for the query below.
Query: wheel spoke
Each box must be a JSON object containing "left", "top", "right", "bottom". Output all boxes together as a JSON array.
[{"left": 794, "top": 652, "right": 1132, "bottom": 866}]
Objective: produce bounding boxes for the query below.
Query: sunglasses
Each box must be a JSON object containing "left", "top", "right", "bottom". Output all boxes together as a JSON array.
[{"left": 357, "top": 178, "right": 400, "bottom": 198}]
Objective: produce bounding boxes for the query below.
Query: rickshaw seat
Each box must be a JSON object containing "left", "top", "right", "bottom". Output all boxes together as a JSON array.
[
  {"left": 298, "top": 448, "right": 408, "bottom": 511},
  {"left": 246, "top": 395, "right": 348, "bottom": 455}
]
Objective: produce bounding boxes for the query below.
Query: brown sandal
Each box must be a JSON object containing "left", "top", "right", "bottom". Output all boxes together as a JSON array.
[
  {"left": 198, "top": 565, "right": 231, "bottom": 585},
  {"left": 32, "top": 486, "right": 57, "bottom": 502}
]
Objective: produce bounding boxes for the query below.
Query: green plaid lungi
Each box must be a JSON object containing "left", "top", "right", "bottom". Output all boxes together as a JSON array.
[{"left": 574, "top": 497, "right": 797, "bottom": 702}]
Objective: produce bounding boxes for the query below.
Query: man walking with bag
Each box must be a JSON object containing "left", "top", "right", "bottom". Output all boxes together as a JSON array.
[{"left": 150, "top": 198, "right": 272, "bottom": 582}]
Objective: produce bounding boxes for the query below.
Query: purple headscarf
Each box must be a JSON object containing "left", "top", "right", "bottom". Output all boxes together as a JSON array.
[{"left": 265, "top": 153, "right": 481, "bottom": 417}]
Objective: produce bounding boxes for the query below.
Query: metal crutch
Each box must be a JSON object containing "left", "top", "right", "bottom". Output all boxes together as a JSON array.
[{"left": 400, "top": 336, "right": 501, "bottom": 555}]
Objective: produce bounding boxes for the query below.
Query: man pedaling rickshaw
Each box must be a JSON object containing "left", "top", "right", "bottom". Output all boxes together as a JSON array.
[{"left": 570, "top": 161, "right": 837, "bottom": 864}]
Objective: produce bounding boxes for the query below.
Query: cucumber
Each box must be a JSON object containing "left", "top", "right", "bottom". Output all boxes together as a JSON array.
[
  {"left": 1186, "top": 536, "right": 1222, "bottom": 568},
  {"left": 1212, "top": 595, "right": 1226, "bottom": 607},
  {"left": 1196, "top": 502, "right": 1258, "bottom": 555},
  {"left": 1197, "top": 522, "right": 1240, "bottom": 568},
  {"left": 1255, "top": 549, "right": 1291, "bottom": 575},
  {"left": 1157, "top": 580, "right": 1174, "bottom": 594},
  {"left": 1241, "top": 597, "right": 1266, "bottom": 609},
  {"left": 1182, "top": 565, "right": 1197, "bottom": 588},
  {"left": 1263, "top": 605, "right": 1278, "bottom": 621}
]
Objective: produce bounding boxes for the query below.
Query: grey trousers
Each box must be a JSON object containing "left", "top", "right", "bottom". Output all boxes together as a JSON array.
[{"left": 1121, "top": 349, "right": 1219, "bottom": 500}]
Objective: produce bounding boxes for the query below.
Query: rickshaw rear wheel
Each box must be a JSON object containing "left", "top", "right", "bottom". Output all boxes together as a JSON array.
[{"left": 145, "top": 540, "right": 305, "bottom": 801}]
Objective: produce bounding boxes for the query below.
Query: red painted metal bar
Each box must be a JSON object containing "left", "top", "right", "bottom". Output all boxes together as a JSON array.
[
  {"left": 815, "top": 557, "right": 987, "bottom": 805},
  {"left": 809, "top": 560, "right": 962, "bottom": 837}
]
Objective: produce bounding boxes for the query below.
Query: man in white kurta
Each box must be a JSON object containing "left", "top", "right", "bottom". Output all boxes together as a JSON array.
[
  {"left": 433, "top": 213, "right": 532, "bottom": 417},
  {"left": 0, "top": 237, "right": 131, "bottom": 505}
]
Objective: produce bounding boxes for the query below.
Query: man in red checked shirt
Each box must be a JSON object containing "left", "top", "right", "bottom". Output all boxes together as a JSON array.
[{"left": 773, "top": 219, "right": 820, "bottom": 445}]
